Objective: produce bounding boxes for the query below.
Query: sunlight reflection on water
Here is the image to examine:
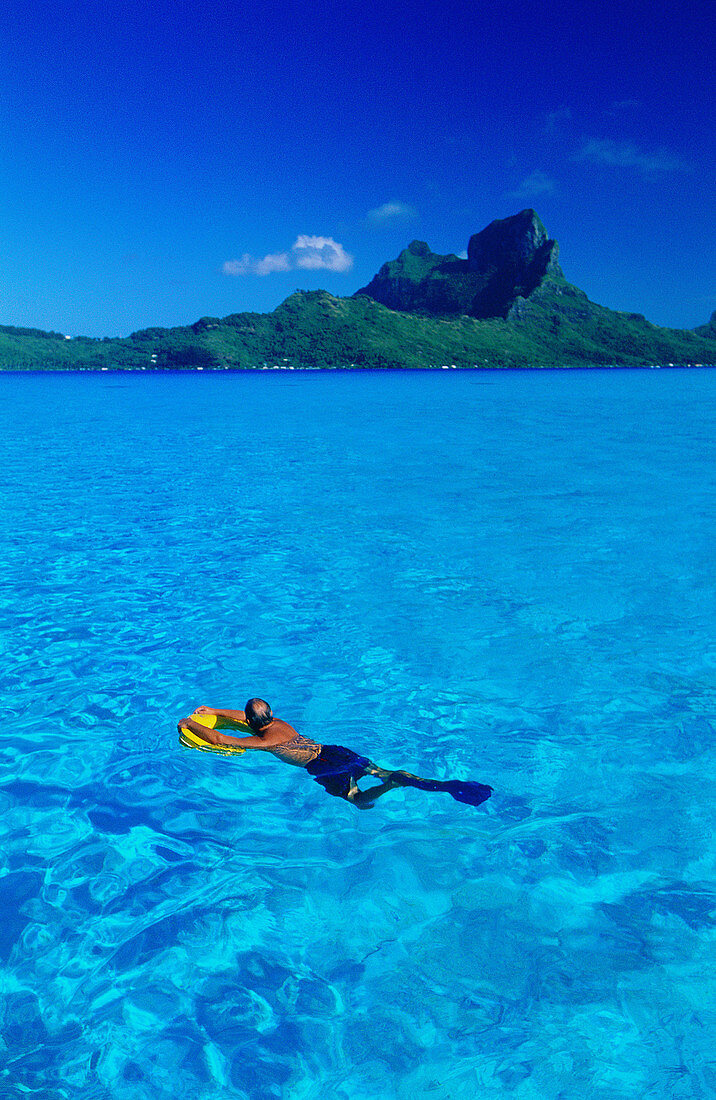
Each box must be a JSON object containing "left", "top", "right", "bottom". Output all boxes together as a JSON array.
[{"left": 0, "top": 369, "right": 714, "bottom": 1098}]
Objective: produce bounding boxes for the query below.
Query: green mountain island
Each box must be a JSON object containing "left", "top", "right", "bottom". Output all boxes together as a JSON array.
[{"left": 2, "top": 210, "right": 715, "bottom": 370}]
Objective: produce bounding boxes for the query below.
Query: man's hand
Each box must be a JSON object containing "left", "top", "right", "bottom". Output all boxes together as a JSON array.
[
  {"left": 194, "top": 705, "right": 214, "bottom": 715},
  {"left": 179, "top": 716, "right": 221, "bottom": 745}
]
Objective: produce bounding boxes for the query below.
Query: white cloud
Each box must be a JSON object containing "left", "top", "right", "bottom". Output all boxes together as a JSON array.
[
  {"left": 365, "top": 200, "right": 418, "bottom": 226},
  {"left": 222, "top": 258, "right": 247, "bottom": 276},
  {"left": 606, "top": 99, "right": 641, "bottom": 114},
  {"left": 509, "top": 170, "right": 557, "bottom": 199},
  {"left": 223, "top": 236, "right": 353, "bottom": 276},
  {"left": 543, "top": 106, "right": 571, "bottom": 132},
  {"left": 291, "top": 235, "right": 353, "bottom": 272},
  {"left": 574, "top": 139, "right": 689, "bottom": 172},
  {"left": 222, "top": 252, "right": 291, "bottom": 276}
]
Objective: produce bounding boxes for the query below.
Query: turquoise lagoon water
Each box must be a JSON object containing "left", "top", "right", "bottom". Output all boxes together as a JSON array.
[{"left": 0, "top": 368, "right": 714, "bottom": 1099}]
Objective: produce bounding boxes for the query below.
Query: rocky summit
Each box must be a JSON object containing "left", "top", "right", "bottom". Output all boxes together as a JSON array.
[
  {"left": 2, "top": 208, "right": 716, "bottom": 370},
  {"left": 355, "top": 209, "right": 563, "bottom": 319}
]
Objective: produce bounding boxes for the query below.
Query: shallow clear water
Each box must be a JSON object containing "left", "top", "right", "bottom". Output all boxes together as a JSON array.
[{"left": 0, "top": 368, "right": 714, "bottom": 1099}]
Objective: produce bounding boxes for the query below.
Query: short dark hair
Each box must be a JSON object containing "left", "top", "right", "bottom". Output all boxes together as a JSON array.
[{"left": 244, "top": 698, "right": 273, "bottom": 731}]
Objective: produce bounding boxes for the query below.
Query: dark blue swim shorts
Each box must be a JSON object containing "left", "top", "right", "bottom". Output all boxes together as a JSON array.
[{"left": 305, "top": 744, "right": 371, "bottom": 799}]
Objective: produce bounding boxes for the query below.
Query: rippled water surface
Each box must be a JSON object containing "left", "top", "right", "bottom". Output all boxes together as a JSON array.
[{"left": 1, "top": 369, "right": 714, "bottom": 1099}]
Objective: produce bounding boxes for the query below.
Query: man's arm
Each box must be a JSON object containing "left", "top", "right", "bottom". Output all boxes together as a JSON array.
[
  {"left": 178, "top": 717, "right": 262, "bottom": 749},
  {"left": 195, "top": 705, "right": 247, "bottom": 724}
]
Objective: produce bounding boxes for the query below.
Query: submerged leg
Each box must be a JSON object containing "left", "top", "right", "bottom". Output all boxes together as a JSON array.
[
  {"left": 366, "top": 765, "right": 493, "bottom": 808},
  {"left": 364, "top": 764, "right": 426, "bottom": 783},
  {"left": 323, "top": 754, "right": 492, "bottom": 811},
  {"left": 344, "top": 765, "right": 430, "bottom": 809},
  {"left": 346, "top": 771, "right": 401, "bottom": 809}
]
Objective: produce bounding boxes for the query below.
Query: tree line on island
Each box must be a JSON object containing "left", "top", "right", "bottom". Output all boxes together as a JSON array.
[{"left": 2, "top": 210, "right": 715, "bottom": 370}]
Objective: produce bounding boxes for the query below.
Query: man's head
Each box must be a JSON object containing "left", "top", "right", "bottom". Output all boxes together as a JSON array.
[{"left": 245, "top": 698, "right": 273, "bottom": 732}]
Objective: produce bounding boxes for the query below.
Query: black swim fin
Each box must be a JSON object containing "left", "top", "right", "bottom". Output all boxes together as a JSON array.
[{"left": 399, "top": 776, "right": 492, "bottom": 807}]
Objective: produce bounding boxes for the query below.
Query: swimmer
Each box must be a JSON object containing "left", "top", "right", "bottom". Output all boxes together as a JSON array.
[{"left": 178, "top": 698, "right": 492, "bottom": 810}]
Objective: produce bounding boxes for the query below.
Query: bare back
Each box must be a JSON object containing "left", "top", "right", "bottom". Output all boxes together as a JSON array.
[{"left": 259, "top": 718, "right": 322, "bottom": 767}]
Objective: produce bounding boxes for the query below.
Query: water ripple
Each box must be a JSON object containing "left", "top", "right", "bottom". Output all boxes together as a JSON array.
[{"left": 0, "top": 370, "right": 714, "bottom": 1098}]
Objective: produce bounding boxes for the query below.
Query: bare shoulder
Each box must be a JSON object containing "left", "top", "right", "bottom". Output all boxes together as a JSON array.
[{"left": 262, "top": 717, "right": 299, "bottom": 745}]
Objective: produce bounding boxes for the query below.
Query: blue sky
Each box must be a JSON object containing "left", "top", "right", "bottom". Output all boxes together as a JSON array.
[{"left": 1, "top": 0, "right": 713, "bottom": 336}]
